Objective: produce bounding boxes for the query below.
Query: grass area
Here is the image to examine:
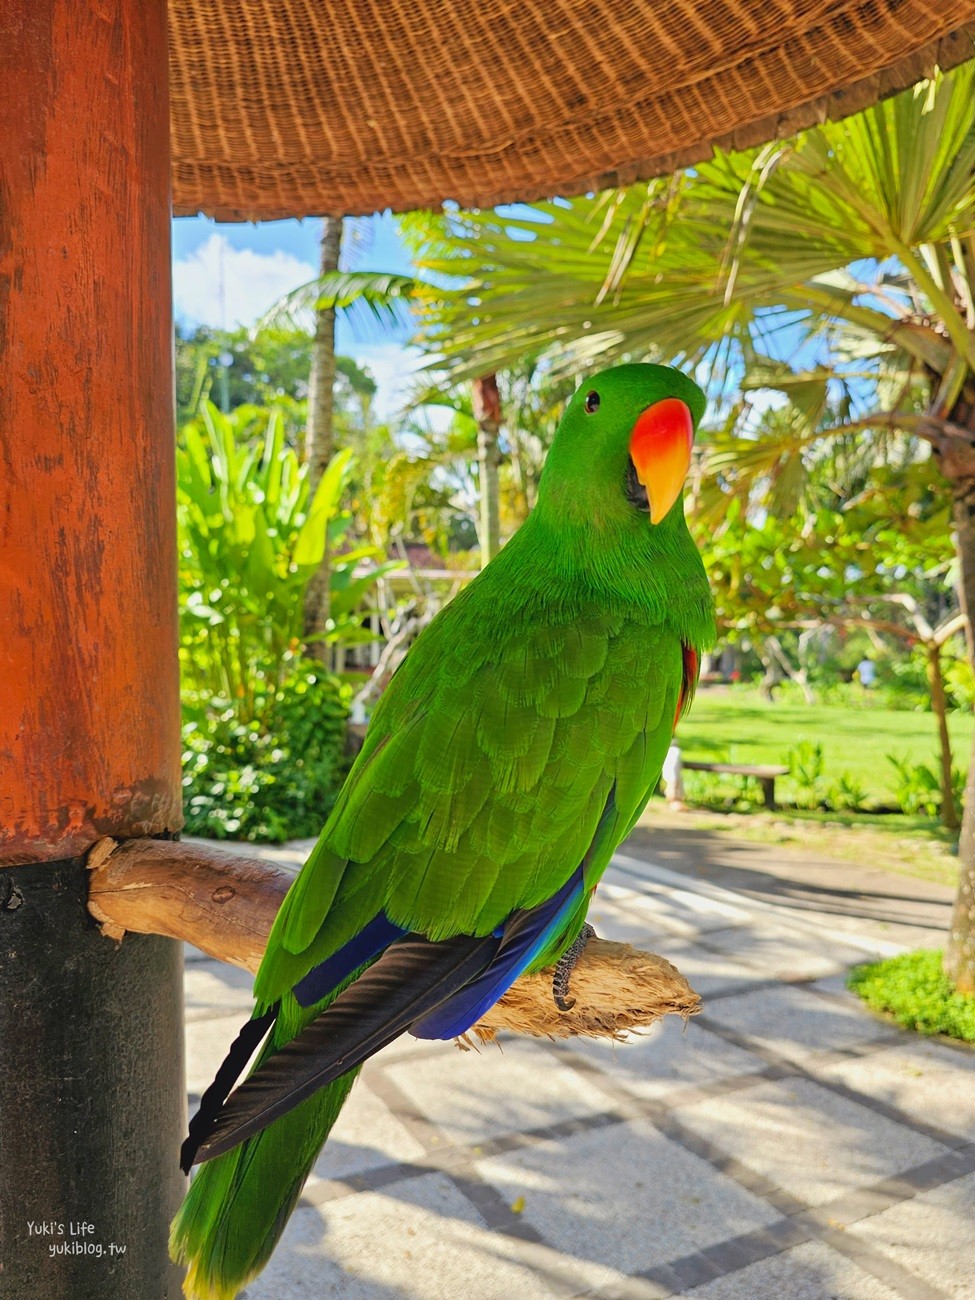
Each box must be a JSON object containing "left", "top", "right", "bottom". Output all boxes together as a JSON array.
[
  {"left": 848, "top": 950, "right": 975, "bottom": 1042},
  {"left": 678, "top": 686, "right": 973, "bottom": 807}
]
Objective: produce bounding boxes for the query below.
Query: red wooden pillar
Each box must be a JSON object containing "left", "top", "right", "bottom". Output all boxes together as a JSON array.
[{"left": 0, "top": 3, "right": 185, "bottom": 1294}]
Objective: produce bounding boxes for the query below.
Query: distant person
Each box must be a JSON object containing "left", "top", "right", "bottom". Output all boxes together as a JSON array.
[{"left": 857, "top": 657, "right": 876, "bottom": 689}]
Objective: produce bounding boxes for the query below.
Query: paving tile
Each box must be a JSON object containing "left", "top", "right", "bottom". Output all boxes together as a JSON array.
[
  {"left": 382, "top": 1035, "right": 607, "bottom": 1146},
  {"left": 819, "top": 1038, "right": 975, "bottom": 1143},
  {"left": 307, "top": 1079, "right": 428, "bottom": 1183},
  {"left": 601, "top": 880, "right": 753, "bottom": 939},
  {"left": 807, "top": 972, "right": 861, "bottom": 999},
  {"left": 848, "top": 1170, "right": 975, "bottom": 1299},
  {"left": 644, "top": 942, "right": 767, "bottom": 997},
  {"left": 673, "top": 1238, "right": 901, "bottom": 1300},
  {"left": 677, "top": 1078, "right": 949, "bottom": 1207},
  {"left": 476, "top": 1121, "right": 782, "bottom": 1273},
  {"left": 185, "top": 1009, "right": 252, "bottom": 1096},
  {"left": 243, "top": 1172, "right": 625, "bottom": 1299},
  {"left": 187, "top": 838, "right": 969, "bottom": 1300},
  {"left": 701, "top": 984, "right": 887, "bottom": 1062},
  {"left": 693, "top": 927, "right": 850, "bottom": 980},
  {"left": 183, "top": 956, "right": 256, "bottom": 1021},
  {"left": 587, "top": 896, "right": 677, "bottom": 948},
  {"left": 559, "top": 1016, "right": 767, "bottom": 1102}
]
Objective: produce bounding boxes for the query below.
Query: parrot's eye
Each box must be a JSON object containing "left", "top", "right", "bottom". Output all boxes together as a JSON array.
[{"left": 584, "top": 390, "right": 601, "bottom": 414}]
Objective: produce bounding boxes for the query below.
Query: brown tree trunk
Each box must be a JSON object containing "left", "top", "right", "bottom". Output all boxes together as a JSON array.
[
  {"left": 946, "top": 756, "right": 975, "bottom": 994},
  {"left": 303, "top": 215, "right": 343, "bottom": 662},
  {"left": 473, "top": 373, "right": 502, "bottom": 567},
  {"left": 944, "top": 470, "right": 975, "bottom": 990},
  {"left": 926, "top": 642, "right": 959, "bottom": 831}
]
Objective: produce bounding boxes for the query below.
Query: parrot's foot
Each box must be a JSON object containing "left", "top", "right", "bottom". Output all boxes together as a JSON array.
[{"left": 552, "top": 924, "right": 595, "bottom": 1011}]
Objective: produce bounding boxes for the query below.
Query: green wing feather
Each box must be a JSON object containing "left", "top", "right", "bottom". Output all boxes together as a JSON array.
[{"left": 254, "top": 567, "right": 685, "bottom": 1006}]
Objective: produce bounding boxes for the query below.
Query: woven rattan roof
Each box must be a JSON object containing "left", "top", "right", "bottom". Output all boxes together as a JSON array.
[{"left": 170, "top": 2, "right": 975, "bottom": 221}]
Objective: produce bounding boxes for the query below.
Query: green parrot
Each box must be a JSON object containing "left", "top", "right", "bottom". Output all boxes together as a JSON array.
[{"left": 171, "top": 362, "right": 714, "bottom": 1299}]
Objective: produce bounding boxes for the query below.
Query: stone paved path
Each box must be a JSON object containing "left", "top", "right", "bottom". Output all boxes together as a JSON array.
[{"left": 183, "top": 837, "right": 975, "bottom": 1300}]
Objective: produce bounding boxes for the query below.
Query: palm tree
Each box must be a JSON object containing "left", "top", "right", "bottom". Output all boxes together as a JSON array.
[
  {"left": 302, "top": 217, "right": 343, "bottom": 661},
  {"left": 258, "top": 242, "right": 417, "bottom": 659},
  {"left": 408, "top": 64, "right": 975, "bottom": 992}
]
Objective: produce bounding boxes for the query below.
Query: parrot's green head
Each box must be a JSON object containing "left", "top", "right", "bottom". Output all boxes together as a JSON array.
[{"left": 537, "top": 363, "right": 706, "bottom": 535}]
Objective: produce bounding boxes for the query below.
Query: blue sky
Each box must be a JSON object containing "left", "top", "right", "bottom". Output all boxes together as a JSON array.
[{"left": 171, "top": 212, "right": 416, "bottom": 415}]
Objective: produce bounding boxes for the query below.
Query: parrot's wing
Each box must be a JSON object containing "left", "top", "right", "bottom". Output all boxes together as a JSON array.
[
  {"left": 185, "top": 858, "right": 591, "bottom": 1167},
  {"left": 255, "top": 597, "right": 685, "bottom": 1006}
]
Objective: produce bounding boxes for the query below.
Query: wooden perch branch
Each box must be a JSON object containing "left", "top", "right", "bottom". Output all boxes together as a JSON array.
[
  {"left": 86, "top": 837, "right": 700, "bottom": 1041},
  {"left": 86, "top": 837, "right": 290, "bottom": 971}
]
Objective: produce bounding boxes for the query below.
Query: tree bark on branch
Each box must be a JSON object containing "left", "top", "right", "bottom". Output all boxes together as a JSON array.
[{"left": 86, "top": 837, "right": 701, "bottom": 1042}]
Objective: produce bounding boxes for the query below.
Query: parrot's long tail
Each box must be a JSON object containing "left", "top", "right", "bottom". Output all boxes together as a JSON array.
[
  {"left": 171, "top": 870, "right": 587, "bottom": 1298},
  {"left": 170, "top": 1065, "right": 359, "bottom": 1300},
  {"left": 168, "top": 933, "right": 497, "bottom": 1300}
]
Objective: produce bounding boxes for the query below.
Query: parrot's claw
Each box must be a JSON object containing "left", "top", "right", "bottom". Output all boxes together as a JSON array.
[{"left": 552, "top": 923, "right": 595, "bottom": 1011}]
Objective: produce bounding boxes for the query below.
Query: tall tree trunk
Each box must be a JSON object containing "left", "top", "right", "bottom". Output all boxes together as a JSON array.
[
  {"left": 765, "top": 634, "right": 815, "bottom": 704},
  {"left": 947, "top": 752, "right": 975, "bottom": 994},
  {"left": 473, "top": 373, "right": 502, "bottom": 567},
  {"left": 303, "top": 216, "right": 343, "bottom": 662},
  {"left": 940, "top": 397, "right": 975, "bottom": 988},
  {"left": 946, "top": 481, "right": 975, "bottom": 989},
  {"left": 926, "top": 642, "right": 959, "bottom": 831},
  {"left": 756, "top": 641, "right": 781, "bottom": 702}
]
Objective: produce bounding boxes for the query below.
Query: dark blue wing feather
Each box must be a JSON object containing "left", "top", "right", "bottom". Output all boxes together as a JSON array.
[
  {"left": 410, "top": 865, "right": 586, "bottom": 1039},
  {"left": 293, "top": 912, "right": 408, "bottom": 1008}
]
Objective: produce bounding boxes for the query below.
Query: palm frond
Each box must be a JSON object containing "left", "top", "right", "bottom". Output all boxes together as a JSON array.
[{"left": 256, "top": 271, "right": 418, "bottom": 339}]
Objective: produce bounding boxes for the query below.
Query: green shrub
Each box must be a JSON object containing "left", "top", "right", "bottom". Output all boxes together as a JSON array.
[
  {"left": 847, "top": 949, "right": 975, "bottom": 1042},
  {"left": 683, "top": 767, "right": 764, "bottom": 811},
  {"left": 876, "top": 656, "right": 931, "bottom": 711},
  {"left": 825, "top": 773, "right": 867, "bottom": 812},
  {"left": 887, "top": 754, "right": 965, "bottom": 816},
  {"left": 182, "top": 666, "right": 349, "bottom": 842},
  {"left": 788, "top": 741, "right": 825, "bottom": 808},
  {"left": 942, "top": 649, "right": 975, "bottom": 711}
]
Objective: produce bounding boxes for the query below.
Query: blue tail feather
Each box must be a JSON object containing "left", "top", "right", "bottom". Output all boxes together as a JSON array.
[{"left": 410, "top": 866, "right": 586, "bottom": 1039}]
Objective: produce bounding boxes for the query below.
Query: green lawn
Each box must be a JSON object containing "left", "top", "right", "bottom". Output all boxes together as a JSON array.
[{"left": 677, "top": 686, "right": 973, "bottom": 807}]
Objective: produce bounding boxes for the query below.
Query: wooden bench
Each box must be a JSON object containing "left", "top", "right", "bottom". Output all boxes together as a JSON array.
[{"left": 681, "top": 760, "right": 790, "bottom": 809}]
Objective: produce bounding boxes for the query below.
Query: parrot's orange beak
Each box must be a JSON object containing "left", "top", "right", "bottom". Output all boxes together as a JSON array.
[{"left": 629, "top": 398, "right": 695, "bottom": 524}]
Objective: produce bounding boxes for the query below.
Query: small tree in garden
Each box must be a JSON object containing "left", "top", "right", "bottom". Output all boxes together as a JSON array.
[
  {"left": 697, "top": 459, "right": 966, "bottom": 826},
  {"left": 257, "top": 242, "right": 417, "bottom": 660}
]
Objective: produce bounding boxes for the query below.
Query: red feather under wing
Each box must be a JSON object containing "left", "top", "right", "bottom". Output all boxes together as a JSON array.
[{"left": 673, "top": 644, "right": 699, "bottom": 730}]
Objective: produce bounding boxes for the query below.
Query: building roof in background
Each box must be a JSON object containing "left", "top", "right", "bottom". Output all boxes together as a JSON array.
[{"left": 170, "top": 1, "right": 975, "bottom": 221}]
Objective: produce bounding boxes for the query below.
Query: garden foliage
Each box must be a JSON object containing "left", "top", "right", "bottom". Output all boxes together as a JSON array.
[
  {"left": 177, "top": 403, "right": 397, "bottom": 840},
  {"left": 848, "top": 950, "right": 975, "bottom": 1042},
  {"left": 177, "top": 402, "right": 396, "bottom": 718},
  {"left": 181, "top": 667, "right": 349, "bottom": 843},
  {"left": 887, "top": 755, "right": 966, "bottom": 819}
]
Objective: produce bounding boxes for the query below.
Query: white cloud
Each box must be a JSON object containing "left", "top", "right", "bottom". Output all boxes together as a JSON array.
[
  {"left": 173, "top": 235, "right": 425, "bottom": 425},
  {"left": 353, "top": 344, "right": 458, "bottom": 433},
  {"left": 172, "top": 234, "right": 316, "bottom": 329},
  {"left": 352, "top": 342, "right": 424, "bottom": 420}
]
